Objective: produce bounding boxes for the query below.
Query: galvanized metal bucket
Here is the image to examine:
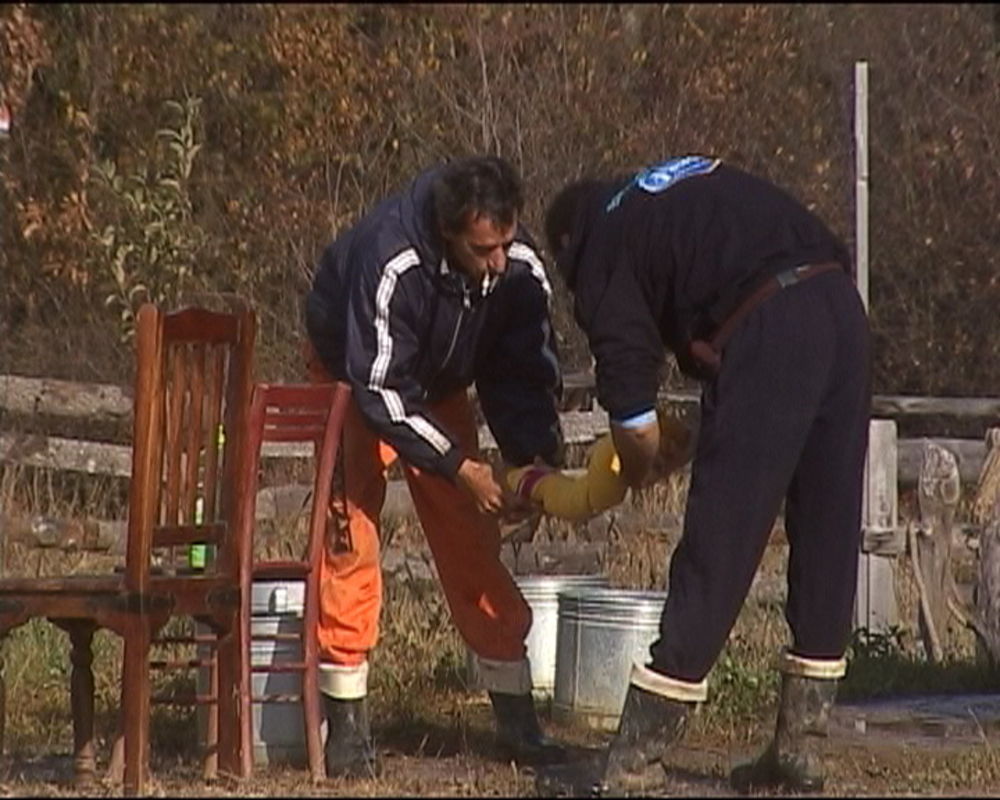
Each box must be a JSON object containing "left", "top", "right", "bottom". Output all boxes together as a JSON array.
[
  {"left": 198, "top": 580, "right": 314, "bottom": 766},
  {"left": 553, "top": 588, "right": 667, "bottom": 730},
  {"left": 466, "top": 573, "right": 609, "bottom": 698}
]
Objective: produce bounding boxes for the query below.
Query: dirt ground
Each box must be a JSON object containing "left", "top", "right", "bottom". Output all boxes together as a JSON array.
[
  {"left": 1, "top": 496, "right": 996, "bottom": 797},
  {"left": 2, "top": 691, "right": 999, "bottom": 798}
]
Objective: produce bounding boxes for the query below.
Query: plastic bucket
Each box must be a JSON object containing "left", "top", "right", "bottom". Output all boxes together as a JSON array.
[
  {"left": 198, "top": 580, "right": 314, "bottom": 766},
  {"left": 553, "top": 588, "right": 666, "bottom": 730},
  {"left": 466, "top": 573, "right": 609, "bottom": 698}
]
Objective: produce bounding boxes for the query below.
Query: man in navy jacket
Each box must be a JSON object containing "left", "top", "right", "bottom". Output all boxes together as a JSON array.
[
  {"left": 541, "top": 157, "right": 871, "bottom": 796},
  {"left": 305, "top": 156, "right": 566, "bottom": 777}
]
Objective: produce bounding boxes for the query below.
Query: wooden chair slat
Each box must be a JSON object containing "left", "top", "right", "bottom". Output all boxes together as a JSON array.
[
  {"left": 181, "top": 342, "right": 207, "bottom": 527},
  {"left": 152, "top": 523, "right": 226, "bottom": 548},
  {"left": 263, "top": 411, "right": 329, "bottom": 429},
  {"left": 255, "top": 383, "right": 338, "bottom": 407},
  {"left": 201, "top": 345, "right": 225, "bottom": 522},
  {"left": 257, "top": 429, "right": 324, "bottom": 444},
  {"left": 163, "top": 345, "right": 187, "bottom": 526},
  {"left": 162, "top": 308, "right": 239, "bottom": 343}
]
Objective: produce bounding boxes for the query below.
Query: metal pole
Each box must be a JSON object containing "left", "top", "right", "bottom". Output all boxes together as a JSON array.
[
  {"left": 853, "top": 59, "right": 876, "bottom": 635},
  {"left": 854, "top": 61, "right": 869, "bottom": 312},
  {"left": 852, "top": 60, "right": 898, "bottom": 636}
]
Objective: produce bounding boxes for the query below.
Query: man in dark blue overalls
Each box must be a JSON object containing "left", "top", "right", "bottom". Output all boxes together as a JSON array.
[{"left": 539, "top": 157, "right": 871, "bottom": 796}]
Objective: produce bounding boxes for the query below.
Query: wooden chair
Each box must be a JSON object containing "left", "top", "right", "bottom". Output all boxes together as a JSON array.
[
  {"left": 233, "top": 382, "right": 351, "bottom": 781},
  {"left": 0, "top": 302, "right": 255, "bottom": 795}
]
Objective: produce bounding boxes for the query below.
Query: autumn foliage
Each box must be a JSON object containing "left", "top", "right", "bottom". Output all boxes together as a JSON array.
[{"left": 0, "top": 4, "right": 997, "bottom": 396}]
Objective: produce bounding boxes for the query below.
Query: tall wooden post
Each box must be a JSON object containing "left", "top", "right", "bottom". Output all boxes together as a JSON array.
[
  {"left": 850, "top": 60, "right": 902, "bottom": 636},
  {"left": 854, "top": 61, "right": 869, "bottom": 311},
  {"left": 854, "top": 420, "right": 900, "bottom": 634}
]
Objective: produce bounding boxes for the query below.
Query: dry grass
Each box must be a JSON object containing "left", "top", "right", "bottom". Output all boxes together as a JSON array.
[{"left": 2, "top": 463, "right": 1000, "bottom": 796}]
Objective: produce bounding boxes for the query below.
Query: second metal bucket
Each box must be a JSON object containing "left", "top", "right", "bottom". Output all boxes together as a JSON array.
[
  {"left": 466, "top": 573, "right": 609, "bottom": 698},
  {"left": 197, "top": 580, "right": 312, "bottom": 766},
  {"left": 553, "top": 588, "right": 667, "bottom": 730}
]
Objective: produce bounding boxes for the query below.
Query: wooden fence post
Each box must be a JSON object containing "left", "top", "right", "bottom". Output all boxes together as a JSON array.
[{"left": 853, "top": 419, "right": 900, "bottom": 635}]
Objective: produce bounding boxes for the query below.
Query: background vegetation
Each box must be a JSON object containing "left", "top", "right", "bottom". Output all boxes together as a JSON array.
[
  {"left": 1, "top": 4, "right": 998, "bottom": 396},
  {"left": 1, "top": 4, "right": 999, "bottom": 793}
]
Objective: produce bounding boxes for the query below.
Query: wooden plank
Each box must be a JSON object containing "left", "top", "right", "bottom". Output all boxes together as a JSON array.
[
  {"left": 0, "top": 375, "right": 133, "bottom": 420},
  {"left": 854, "top": 420, "right": 900, "bottom": 633},
  {"left": 0, "top": 433, "right": 133, "bottom": 477},
  {"left": 0, "top": 513, "right": 124, "bottom": 553},
  {"left": 0, "top": 427, "right": 990, "bottom": 486},
  {"left": 854, "top": 553, "right": 899, "bottom": 634},
  {"left": 863, "top": 420, "right": 900, "bottom": 551},
  {"left": 559, "top": 372, "right": 1000, "bottom": 418},
  {"left": 5, "top": 370, "right": 1000, "bottom": 422},
  {"left": 873, "top": 395, "right": 1000, "bottom": 418}
]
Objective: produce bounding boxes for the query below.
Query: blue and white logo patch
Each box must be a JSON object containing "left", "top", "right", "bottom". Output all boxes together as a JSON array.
[{"left": 606, "top": 156, "right": 721, "bottom": 212}]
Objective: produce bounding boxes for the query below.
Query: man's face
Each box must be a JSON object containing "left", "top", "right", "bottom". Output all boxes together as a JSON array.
[{"left": 442, "top": 212, "right": 517, "bottom": 285}]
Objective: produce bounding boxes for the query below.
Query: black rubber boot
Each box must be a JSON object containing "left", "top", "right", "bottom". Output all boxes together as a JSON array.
[
  {"left": 535, "top": 684, "right": 692, "bottom": 798},
  {"left": 488, "top": 691, "right": 567, "bottom": 766},
  {"left": 730, "top": 673, "right": 838, "bottom": 794},
  {"left": 599, "top": 684, "right": 692, "bottom": 795},
  {"left": 323, "top": 694, "right": 380, "bottom": 779}
]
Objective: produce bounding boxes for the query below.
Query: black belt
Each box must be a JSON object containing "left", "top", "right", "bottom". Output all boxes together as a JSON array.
[{"left": 688, "top": 261, "right": 844, "bottom": 378}]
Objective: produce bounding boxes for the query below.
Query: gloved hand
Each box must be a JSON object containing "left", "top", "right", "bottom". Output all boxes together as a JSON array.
[
  {"left": 498, "top": 458, "right": 547, "bottom": 544},
  {"left": 647, "top": 413, "right": 696, "bottom": 482}
]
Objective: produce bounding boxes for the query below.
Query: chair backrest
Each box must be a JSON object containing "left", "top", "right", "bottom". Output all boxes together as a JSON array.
[
  {"left": 126, "top": 303, "right": 255, "bottom": 594},
  {"left": 236, "top": 382, "right": 351, "bottom": 572}
]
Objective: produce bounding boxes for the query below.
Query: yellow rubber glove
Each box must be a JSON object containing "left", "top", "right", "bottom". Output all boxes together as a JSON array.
[
  {"left": 507, "top": 435, "right": 626, "bottom": 523},
  {"left": 505, "top": 412, "right": 694, "bottom": 522}
]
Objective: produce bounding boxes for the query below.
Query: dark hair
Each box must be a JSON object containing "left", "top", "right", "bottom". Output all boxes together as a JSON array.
[
  {"left": 432, "top": 156, "right": 523, "bottom": 235},
  {"left": 543, "top": 179, "right": 606, "bottom": 260}
]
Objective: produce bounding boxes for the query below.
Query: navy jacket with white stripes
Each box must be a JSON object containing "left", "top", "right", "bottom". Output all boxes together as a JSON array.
[{"left": 305, "top": 167, "right": 565, "bottom": 481}]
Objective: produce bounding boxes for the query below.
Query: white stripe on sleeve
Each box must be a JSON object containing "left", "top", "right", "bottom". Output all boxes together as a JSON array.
[
  {"left": 507, "top": 241, "right": 552, "bottom": 300},
  {"left": 507, "top": 241, "right": 560, "bottom": 384},
  {"left": 367, "top": 248, "right": 454, "bottom": 456}
]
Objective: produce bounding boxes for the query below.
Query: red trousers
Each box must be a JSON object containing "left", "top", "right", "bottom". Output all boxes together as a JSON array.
[{"left": 305, "top": 343, "right": 532, "bottom": 669}]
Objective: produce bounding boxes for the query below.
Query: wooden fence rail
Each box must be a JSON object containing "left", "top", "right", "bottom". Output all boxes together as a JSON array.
[
  {"left": 0, "top": 422, "right": 991, "bottom": 487},
  {"left": 3, "top": 373, "right": 999, "bottom": 483},
  {"left": 6, "top": 372, "right": 1000, "bottom": 423}
]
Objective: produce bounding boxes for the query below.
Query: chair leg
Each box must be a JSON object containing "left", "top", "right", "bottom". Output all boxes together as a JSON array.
[
  {"left": 66, "top": 621, "right": 98, "bottom": 788},
  {"left": 303, "top": 662, "right": 324, "bottom": 783},
  {"left": 215, "top": 626, "right": 244, "bottom": 778},
  {"left": 203, "top": 632, "right": 219, "bottom": 781},
  {"left": 123, "top": 617, "right": 151, "bottom": 796},
  {"left": 232, "top": 605, "right": 253, "bottom": 779},
  {"left": 239, "top": 624, "right": 254, "bottom": 778}
]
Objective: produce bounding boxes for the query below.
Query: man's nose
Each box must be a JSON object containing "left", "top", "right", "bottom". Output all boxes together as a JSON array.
[{"left": 488, "top": 249, "right": 507, "bottom": 274}]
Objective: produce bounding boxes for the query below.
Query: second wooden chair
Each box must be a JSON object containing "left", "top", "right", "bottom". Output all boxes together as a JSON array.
[{"left": 233, "top": 381, "right": 351, "bottom": 781}]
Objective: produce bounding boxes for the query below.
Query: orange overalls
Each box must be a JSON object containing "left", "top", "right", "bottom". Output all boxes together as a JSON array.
[{"left": 305, "top": 342, "right": 533, "bottom": 696}]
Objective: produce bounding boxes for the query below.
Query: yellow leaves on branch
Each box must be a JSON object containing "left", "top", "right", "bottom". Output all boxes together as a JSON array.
[{"left": 0, "top": 3, "right": 50, "bottom": 112}]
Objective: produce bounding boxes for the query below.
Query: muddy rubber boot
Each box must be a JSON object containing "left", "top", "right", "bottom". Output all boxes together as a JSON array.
[
  {"left": 599, "top": 683, "right": 692, "bottom": 796},
  {"left": 535, "top": 683, "right": 693, "bottom": 798},
  {"left": 488, "top": 691, "right": 567, "bottom": 766},
  {"left": 730, "top": 672, "right": 838, "bottom": 793},
  {"left": 323, "top": 694, "right": 380, "bottom": 779}
]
